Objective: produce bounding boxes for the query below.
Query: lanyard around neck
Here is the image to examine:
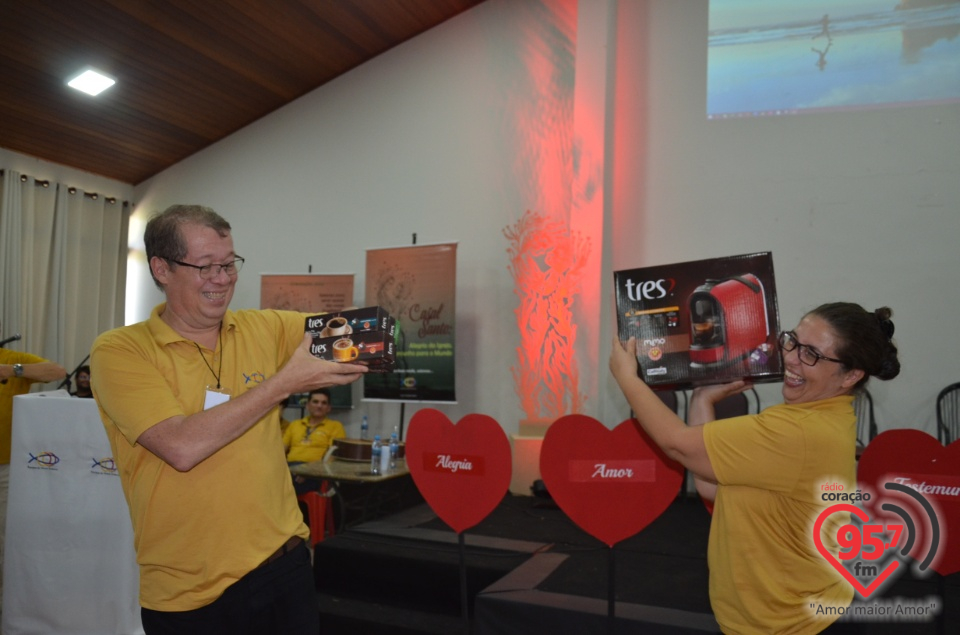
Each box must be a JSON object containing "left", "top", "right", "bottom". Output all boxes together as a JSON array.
[{"left": 194, "top": 324, "right": 223, "bottom": 389}]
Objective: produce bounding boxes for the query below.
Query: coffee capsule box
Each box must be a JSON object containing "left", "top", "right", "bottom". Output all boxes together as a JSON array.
[
  {"left": 308, "top": 329, "right": 396, "bottom": 372},
  {"left": 304, "top": 306, "right": 393, "bottom": 338},
  {"left": 613, "top": 252, "right": 782, "bottom": 389}
]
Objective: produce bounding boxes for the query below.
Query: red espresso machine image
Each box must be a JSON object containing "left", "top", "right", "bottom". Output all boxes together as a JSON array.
[
  {"left": 688, "top": 274, "right": 769, "bottom": 367},
  {"left": 615, "top": 252, "right": 781, "bottom": 388}
]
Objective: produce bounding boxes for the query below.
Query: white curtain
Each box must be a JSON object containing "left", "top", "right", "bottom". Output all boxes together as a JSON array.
[{"left": 0, "top": 170, "right": 128, "bottom": 381}]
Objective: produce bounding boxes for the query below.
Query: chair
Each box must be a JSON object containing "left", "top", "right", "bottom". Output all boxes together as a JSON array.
[
  {"left": 937, "top": 382, "right": 960, "bottom": 445},
  {"left": 297, "top": 492, "right": 327, "bottom": 547},
  {"left": 747, "top": 387, "right": 761, "bottom": 414},
  {"left": 853, "top": 389, "right": 877, "bottom": 449},
  {"left": 632, "top": 390, "right": 685, "bottom": 420},
  {"left": 655, "top": 390, "right": 678, "bottom": 413},
  {"left": 714, "top": 392, "right": 749, "bottom": 420},
  {"left": 655, "top": 390, "right": 687, "bottom": 419},
  {"left": 297, "top": 482, "right": 336, "bottom": 546},
  {"left": 710, "top": 386, "right": 763, "bottom": 419},
  {"left": 650, "top": 390, "right": 688, "bottom": 497}
]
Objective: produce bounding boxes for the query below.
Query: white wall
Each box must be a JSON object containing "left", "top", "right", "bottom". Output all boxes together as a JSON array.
[
  {"left": 131, "top": 0, "right": 546, "bottom": 439},
  {"left": 128, "top": 0, "right": 959, "bottom": 440},
  {"left": 603, "top": 1, "right": 960, "bottom": 436}
]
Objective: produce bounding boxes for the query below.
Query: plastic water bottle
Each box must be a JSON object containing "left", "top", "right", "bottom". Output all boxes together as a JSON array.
[
  {"left": 389, "top": 428, "right": 399, "bottom": 470},
  {"left": 380, "top": 436, "right": 391, "bottom": 474},
  {"left": 370, "top": 434, "right": 382, "bottom": 475},
  {"left": 360, "top": 415, "right": 369, "bottom": 440}
]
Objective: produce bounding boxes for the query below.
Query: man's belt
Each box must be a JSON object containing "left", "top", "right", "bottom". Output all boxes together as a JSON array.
[{"left": 259, "top": 535, "right": 304, "bottom": 568}]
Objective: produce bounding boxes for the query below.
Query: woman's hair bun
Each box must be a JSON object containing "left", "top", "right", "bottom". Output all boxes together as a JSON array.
[
  {"left": 877, "top": 357, "right": 901, "bottom": 381},
  {"left": 874, "top": 307, "right": 895, "bottom": 340}
]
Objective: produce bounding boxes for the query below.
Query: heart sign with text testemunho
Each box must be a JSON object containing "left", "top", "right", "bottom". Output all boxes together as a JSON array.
[
  {"left": 540, "top": 415, "right": 683, "bottom": 547},
  {"left": 406, "top": 409, "right": 512, "bottom": 534},
  {"left": 858, "top": 429, "right": 960, "bottom": 576}
]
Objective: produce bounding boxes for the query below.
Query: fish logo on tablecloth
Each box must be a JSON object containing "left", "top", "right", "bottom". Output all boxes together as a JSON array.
[{"left": 27, "top": 451, "right": 60, "bottom": 470}]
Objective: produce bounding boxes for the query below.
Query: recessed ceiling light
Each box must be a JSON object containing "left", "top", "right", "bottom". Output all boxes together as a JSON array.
[{"left": 67, "top": 69, "right": 116, "bottom": 96}]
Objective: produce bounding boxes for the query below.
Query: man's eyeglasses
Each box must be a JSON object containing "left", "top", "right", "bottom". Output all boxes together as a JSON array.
[
  {"left": 778, "top": 331, "right": 844, "bottom": 367},
  {"left": 166, "top": 256, "right": 245, "bottom": 279}
]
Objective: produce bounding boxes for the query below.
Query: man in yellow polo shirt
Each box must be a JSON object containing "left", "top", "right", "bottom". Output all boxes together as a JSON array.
[
  {"left": 284, "top": 388, "right": 345, "bottom": 464},
  {"left": 284, "top": 388, "right": 345, "bottom": 495},
  {"left": 91, "top": 205, "right": 366, "bottom": 635}
]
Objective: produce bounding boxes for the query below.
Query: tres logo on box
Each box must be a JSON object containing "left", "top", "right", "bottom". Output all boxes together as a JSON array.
[
  {"left": 310, "top": 343, "right": 327, "bottom": 355},
  {"left": 624, "top": 278, "right": 674, "bottom": 301}
]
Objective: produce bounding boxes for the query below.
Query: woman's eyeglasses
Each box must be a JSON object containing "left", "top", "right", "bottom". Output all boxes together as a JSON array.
[
  {"left": 778, "top": 331, "right": 844, "bottom": 367},
  {"left": 166, "top": 256, "right": 245, "bottom": 279}
]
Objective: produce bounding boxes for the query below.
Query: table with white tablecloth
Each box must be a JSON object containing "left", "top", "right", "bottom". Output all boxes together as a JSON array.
[{"left": 3, "top": 390, "right": 142, "bottom": 635}]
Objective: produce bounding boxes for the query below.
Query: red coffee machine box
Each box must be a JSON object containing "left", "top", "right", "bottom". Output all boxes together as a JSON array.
[{"left": 614, "top": 252, "right": 782, "bottom": 389}]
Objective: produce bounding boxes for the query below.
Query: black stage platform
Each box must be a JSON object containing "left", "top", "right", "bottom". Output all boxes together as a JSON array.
[{"left": 313, "top": 493, "right": 959, "bottom": 635}]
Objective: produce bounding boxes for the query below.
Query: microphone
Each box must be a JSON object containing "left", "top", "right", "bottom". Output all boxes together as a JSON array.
[{"left": 0, "top": 334, "right": 22, "bottom": 347}]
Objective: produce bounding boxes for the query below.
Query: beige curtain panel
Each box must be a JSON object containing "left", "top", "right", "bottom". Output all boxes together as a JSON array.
[{"left": 0, "top": 170, "right": 128, "bottom": 378}]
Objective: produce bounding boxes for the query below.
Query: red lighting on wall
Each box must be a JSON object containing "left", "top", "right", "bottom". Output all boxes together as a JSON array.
[
  {"left": 499, "top": 0, "right": 606, "bottom": 439},
  {"left": 504, "top": 209, "right": 591, "bottom": 428}
]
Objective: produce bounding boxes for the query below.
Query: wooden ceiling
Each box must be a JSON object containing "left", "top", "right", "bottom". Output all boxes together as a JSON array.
[{"left": 0, "top": 0, "right": 485, "bottom": 185}]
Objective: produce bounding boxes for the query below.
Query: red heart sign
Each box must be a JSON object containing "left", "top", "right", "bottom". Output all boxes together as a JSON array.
[
  {"left": 539, "top": 415, "right": 683, "bottom": 547},
  {"left": 406, "top": 409, "right": 512, "bottom": 534},
  {"left": 858, "top": 430, "right": 960, "bottom": 576}
]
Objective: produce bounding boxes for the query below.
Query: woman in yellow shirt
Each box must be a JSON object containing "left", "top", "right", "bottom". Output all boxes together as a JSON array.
[{"left": 611, "top": 302, "right": 900, "bottom": 634}]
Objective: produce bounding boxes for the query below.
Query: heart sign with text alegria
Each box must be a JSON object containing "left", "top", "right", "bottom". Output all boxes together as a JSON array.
[
  {"left": 406, "top": 409, "right": 512, "bottom": 534},
  {"left": 540, "top": 415, "right": 683, "bottom": 547},
  {"left": 858, "top": 429, "right": 960, "bottom": 576}
]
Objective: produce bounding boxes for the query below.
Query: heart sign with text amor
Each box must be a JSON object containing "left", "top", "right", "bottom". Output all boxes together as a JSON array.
[
  {"left": 540, "top": 415, "right": 683, "bottom": 547},
  {"left": 406, "top": 409, "right": 512, "bottom": 534}
]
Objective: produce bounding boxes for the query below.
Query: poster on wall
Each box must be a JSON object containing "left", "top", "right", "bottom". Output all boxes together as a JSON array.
[
  {"left": 260, "top": 273, "right": 355, "bottom": 313},
  {"left": 364, "top": 243, "right": 457, "bottom": 403},
  {"left": 260, "top": 273, "right": 355, "bottom": 408}
]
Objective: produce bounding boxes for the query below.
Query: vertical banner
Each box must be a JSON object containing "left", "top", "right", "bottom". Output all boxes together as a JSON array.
[
  {"left": 364, "top": 243, "right": 457, "bottom": 403},
  {"left": 260, "top": 273, "right": 355, "bottom": 408}
]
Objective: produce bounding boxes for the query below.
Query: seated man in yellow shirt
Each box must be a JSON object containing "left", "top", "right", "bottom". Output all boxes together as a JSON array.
[{"left": 283, "top": 388, "right": 345, "bottom": 494}]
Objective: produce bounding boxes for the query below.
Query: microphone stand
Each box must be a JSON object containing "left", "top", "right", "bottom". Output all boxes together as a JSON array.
[{"left": 59, "top": 354, "right": 91, "bottom": 392}]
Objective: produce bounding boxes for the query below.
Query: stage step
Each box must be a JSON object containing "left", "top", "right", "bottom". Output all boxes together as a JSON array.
[
  {"left": 313, "top": 502, "right": 548, "bottom": 633},
  {"left": 316, "top": 593, "right": 465, "bottom": 635},
  {"left": 314, "top": 529, "right": 531, "bottom": 616}
]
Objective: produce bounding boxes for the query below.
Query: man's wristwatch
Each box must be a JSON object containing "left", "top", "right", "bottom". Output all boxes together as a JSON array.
[{"left": 12, "top": 363, "right": 24, "bottom": 378}]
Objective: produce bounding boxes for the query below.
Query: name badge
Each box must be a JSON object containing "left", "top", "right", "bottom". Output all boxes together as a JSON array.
[{"left": 204, "top": 387, "right": 231, "bottom": 410}]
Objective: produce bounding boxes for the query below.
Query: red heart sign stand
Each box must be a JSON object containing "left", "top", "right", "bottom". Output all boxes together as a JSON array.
[
  {"left": 406, "top": 409, "right": 513, "bottom": 534},
  {"left": 540, "top": 414, "right": 683, "bottom": 628},
  {"left": 540, "top": 415, "right": 683, "bottom": 547},
  {"left": 858, "top": 430, "right": 960, "bottom": 576},
  {"left": 406, "top": 409, "right": 512, "bottom": 635}
]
